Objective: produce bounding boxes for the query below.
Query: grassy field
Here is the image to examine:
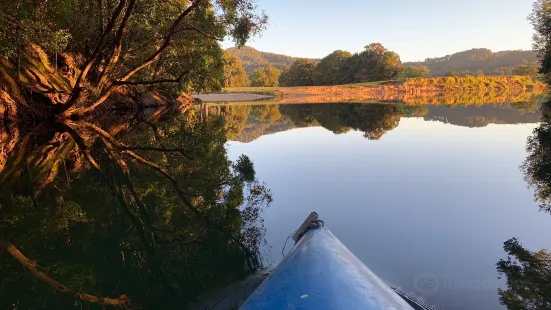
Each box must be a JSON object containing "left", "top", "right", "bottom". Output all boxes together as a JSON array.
[
  {"left": 210, "top": 76, "right": 546, "bottom": 106},
  {"left": 222, "top": 81, "right": 396, "bottom": 94},
  {"left": 223, "top": 76, "right": 546, "bottom": 94}
]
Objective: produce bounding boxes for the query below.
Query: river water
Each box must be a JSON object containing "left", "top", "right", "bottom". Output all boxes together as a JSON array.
[
  {"left": 224, "top": 102, "right": 551, "bottom": 310},
  {"left": 2, "top": 100, "right": 550, "bottom": 309}
]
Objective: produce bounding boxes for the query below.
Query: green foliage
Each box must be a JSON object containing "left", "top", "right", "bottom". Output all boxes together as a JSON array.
[
  {"left": 0, "top": 1, "right": 73, "bottom": 58},
  {"left": 512, "top": 64, "right": 540, "bottom": 78},
  {"left": 341, "top": 43, "right": 404, "bottom": 83},
  {"left": 496, "top": 238, "right": 551, "bottom": 309},
  {"left": 279, "top": 58, "right": 317, "bottom": 86},
  {"left": 529, "top": 0, "right": 551, "bottom": 76},
  {"left": 223, "top": 51, "right": 250, "bottom": 87},
  {"left": 0, "top": 0, "right": 269, "bottom": 101},
  {"left": 230, "top": 44, "right": 403, "bottom": 86},
  {"left": 313, "top": 50, "right": 352, "bottom": 85},
  {"left": 235, "top": 155, "right": 255, "bottom": 182},
  {"left": 251, "top": 66, "right": 280, "bottom": 87},
  {"left": 398, "top": 65, "right": 430, "bottom": 79}
]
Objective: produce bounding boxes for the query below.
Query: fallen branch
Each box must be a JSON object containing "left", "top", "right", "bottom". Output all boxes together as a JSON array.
[{"left": 0, "top": 240, "right": 131, "bottom": 307}]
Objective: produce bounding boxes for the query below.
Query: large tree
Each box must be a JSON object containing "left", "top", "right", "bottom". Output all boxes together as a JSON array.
[
  {"left": 251, "top": 66, "right": 280, "bottom": 87},
  {"left": 223, "top": 51, "right": 250, "bottom": 87},
  {"left": 0, "top": 0, "right": 267, "bottom": 119},
  {"left": 342, "top": 43, "right": 404, "bottom": 83},
  {"left": 313, "top": 50, "right": 352, "bottom": 85},
  {"left": 279, "top": 58, "right": 317, "bottom": 86}
]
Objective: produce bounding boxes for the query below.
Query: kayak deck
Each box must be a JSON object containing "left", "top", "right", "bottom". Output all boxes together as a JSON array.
[{"left": 240, "top": 214, "right": 417, "bottom": 310}]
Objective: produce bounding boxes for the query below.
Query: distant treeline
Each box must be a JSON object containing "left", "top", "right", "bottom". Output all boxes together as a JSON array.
[
  {"left": 405, "top": 48, "right": 539, "bottom": 77},
  {"left": 224, "top": 46, "right": 541, "bottom": 88},
  {"left": 224, "top": 43, "right": 405, "bottom": 87}
]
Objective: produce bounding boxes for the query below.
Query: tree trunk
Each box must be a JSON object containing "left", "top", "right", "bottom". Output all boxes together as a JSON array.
[{"left": 17, "top": 43, "right": 21, "bottom": 84}]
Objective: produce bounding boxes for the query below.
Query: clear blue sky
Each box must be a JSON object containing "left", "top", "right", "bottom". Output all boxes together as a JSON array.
[{"left": 222, "top": 0, "right": 535, "bottom": 62}]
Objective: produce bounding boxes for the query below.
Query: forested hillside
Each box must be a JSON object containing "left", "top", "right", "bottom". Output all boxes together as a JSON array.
[
  {"left": 405, "top": 49, "right": 538, "bottom": 76},
  {"left": 228, "top": 47, "right": 540, "bottom": 87},
  {"left": 226, "top": 46, "right": 318, "bottom": 75}
]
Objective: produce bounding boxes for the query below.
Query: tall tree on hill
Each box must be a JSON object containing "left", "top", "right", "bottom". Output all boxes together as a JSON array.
[
  {"left": 342, "top": 43, "right": 404, "bottom": 83},
  {"left": 222, "top": 51, "right": 250, "bottom": 87},
  {"left": 279, "top": 59, "right": 317, "bottom": 86},
  {"left": 313, "top": 50, "right": 352, "bottom": 85},
  {"left": 251, "top": 66, "right": 280, "bottom": 87}
]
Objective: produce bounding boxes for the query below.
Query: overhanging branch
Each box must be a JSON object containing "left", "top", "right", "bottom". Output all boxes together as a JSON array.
[
  {"left": 113, "top": 71, "right": 190, "bottom": 86},
  {"left": 175, "top": 27, "right": 221, "bottom": 40}
]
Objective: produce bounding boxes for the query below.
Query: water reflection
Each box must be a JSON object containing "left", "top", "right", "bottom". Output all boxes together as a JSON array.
[
  {"left": 221, "top": 101, "right": 549, "bottom": 310},
  {"left": 494, "top": 99, "right": 551, "bottom": 309},
  {"left": 1, "top": 99, "right": 550, "bottom": 309},
  {"left": 209, "top": 101, "right": 541, "bottom": 143},
  {"left": 0, "top": 106, "right": 272, "bottom": 308}
]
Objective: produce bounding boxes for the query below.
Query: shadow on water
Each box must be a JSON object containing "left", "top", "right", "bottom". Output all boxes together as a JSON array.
[{"left": 0, "top": 105, "right": 272, "bottom": 309}]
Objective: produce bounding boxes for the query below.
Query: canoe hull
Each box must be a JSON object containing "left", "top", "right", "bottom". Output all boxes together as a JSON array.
[{"left": 240, "top": 223, "right": 414, "bottom": 310}]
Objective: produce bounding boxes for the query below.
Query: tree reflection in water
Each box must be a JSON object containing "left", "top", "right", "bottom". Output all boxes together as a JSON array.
[
  {"left": 496, "top": 98, "right": 551, "bottom": 310},
  {"left": 0, "top": 105, "right": 272, "bottom": 309}
]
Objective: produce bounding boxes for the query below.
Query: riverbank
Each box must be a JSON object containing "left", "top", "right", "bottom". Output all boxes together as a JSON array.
[{"left": 197, "top": 76, "right": 546, "bottom": 105}]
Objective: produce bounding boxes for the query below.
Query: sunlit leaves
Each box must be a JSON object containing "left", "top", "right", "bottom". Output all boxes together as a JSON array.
[
  {"left": 222, "top": 51, "right": 250, "bottom": 87},
  {"left": 251, "top": 65, "right": 280, "bottom": 87},
  {"left": 279, "top": 58, "right": 317, "bottom": 87}
]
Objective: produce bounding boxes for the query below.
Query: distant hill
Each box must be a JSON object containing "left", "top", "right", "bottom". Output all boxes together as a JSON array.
[
  {"left": 226, "top": 46, "right": 318, "bottom": 76},
  {"left": 229, "top": 47, "right": 539, "bottom": 78},
  {"left": 405, "top": 48, "right": 539, "bottom": 76}
]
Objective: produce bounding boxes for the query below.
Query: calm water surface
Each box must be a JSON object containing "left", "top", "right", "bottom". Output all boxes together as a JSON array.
[
  {"left": 2, "top": 100, "right": 550, "bottom": 309},
  {"left": 226, "top": 103, "right": 551, "bottom": 310}
]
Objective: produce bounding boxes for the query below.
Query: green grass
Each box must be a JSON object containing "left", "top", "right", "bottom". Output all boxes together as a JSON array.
[{"left": 341, "top": 80, "right": 397, "bottom": 88}]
